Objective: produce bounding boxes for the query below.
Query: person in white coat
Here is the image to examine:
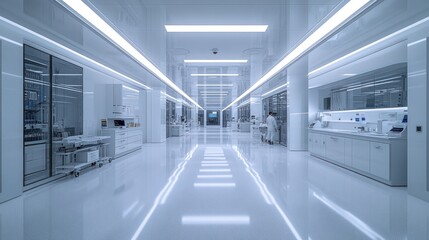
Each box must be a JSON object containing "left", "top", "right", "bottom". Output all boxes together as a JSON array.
[{"left": 266, "top": 112, "right": 278, "bottom": 145}]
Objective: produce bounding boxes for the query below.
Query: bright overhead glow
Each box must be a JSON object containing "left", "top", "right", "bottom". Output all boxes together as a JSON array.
[
  {"left": 223, "top": 0, "right": 374, "bottom": 111},
  {"left": 165, "top": 25, "right": 268, "bottom": 33},
  {"left": 197, "top": 84, "right": 233, "bottom": 87},
  {"left": 0, "top": 16, "right": 150, "bottom": 90},
  {"left": 181, "top": 215, "right": 250, "bottom": 225},
  {"left": 123, "top": 85, "right": 140, "bottom": 93},
  {"left": 201, "top": 94, "right": 228, "bottom": 96},
  {"left": 185, "top": 59, "right": 248, "bottom": 63},
  {"left": 343, "top": 73, "right": 357, "bottom": 76},
  {"left": 261, "top": 82, "right": 289, "bottom": 97},
  {"left": 194, "top": 183, "right": 236, "bottom": 188},
  {"left": 60, "top": 0, "right": 203, "bottom": 110},
  {"left": 191, "top": 73, "right": 239, "bottom": 77},
  {"left": 201, "top": 91, "right": 229, "bottom": 94}
]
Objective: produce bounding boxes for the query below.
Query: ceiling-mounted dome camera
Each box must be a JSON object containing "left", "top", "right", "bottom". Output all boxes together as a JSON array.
[{"left": 212, "top": 48, "right": 219, "bottom": 54}]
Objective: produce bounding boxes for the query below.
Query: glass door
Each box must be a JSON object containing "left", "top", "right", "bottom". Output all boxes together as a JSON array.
[
  {"left": 24, "top": 46, "right": 51, "bottom": 186},
  {"left": 278, "top": 91, "right": 287, "bottom": 146},
  {"left": 51, "top": 57, "right": 83, "bottom": 174}
]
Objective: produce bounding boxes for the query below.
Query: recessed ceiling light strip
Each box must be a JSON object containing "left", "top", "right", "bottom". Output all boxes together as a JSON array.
[
  {"left": 185, "top": 60, "right": 248, "bottom": 63},
  {"left": 165, "top": 25, "right": 268, "bottom": 33},
  {"left": 261, "top": 83, "right": 289, "bottom": 97},
  {"left": 59, "top": 0, "right": 203, "bottom": 110},
  {"left": 223, "top": 0, "right": 376, "bottom": 111},
  {"left": 191, "top": 73, "right": 239, "bottom": 77}
]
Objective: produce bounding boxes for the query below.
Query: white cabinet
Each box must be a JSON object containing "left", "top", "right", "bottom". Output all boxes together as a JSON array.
[
  {"left": 308, "top": 133, "right": 314, "bottom": 152},
  {"left": 309, "top": 129, "right": 406, "bottom": 186},
  {"left": 24, "top": 144, "right": 47, "bottom": 175},
  {"left": 100, "top": 128, "right": 143, "bottom": 158},
  {"left": 312, "top": 133, "right": 326, "bottom": 158},
  {"left": 309, "top": 133, "right": 325, "bottom": 157},
  {"left": 352, "top": 139, "right": 370, "bottom": 172},
  {"left": 106, "top": 84, "right": 139, "bottom": 118},
  {"left": 325, "top": 136, "right": 345, "bottom": 164},
  {"left": 344, "top": 138, "right": 352, "bottom": 167},
  {"left": 370, "top": 142, "right": 390, "bottom": 180}
]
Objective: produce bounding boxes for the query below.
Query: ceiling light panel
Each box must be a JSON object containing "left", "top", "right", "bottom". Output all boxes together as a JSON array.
[
  {"left": 223, "top": 0, "right": 375, "bottom": 111},
  {"left": 59, "top": 0, "right": 203, "bottom": 110},
  {"left": 165, "top": 25, "right": 268, "bottom": 33},
  {"left": 196, "top": 84, "right": 234, "bottom": 87},
  {"left": 191, "top": 74, "right": 239, "bottom": 77},
  {"left": 185, "top": 60, "right": 248, "bottom": 63}
]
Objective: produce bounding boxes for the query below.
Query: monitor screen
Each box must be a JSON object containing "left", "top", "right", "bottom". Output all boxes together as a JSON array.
[{"left": 114, "top": 120, "right": 125, "bottom": 127}]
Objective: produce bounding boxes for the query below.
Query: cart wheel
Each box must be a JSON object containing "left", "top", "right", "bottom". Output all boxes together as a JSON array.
[
  {"left": 99, "top": 163, "right": 103, "bottom": 168},
  {"left": 74, "top": 172, "right": 80, "bottom": 177},
  {"left": 91, "top": 162, "right": 96, "bottom": 166},
  {"left": 108, "top": 159, "right": 112, "bottom": 163}
]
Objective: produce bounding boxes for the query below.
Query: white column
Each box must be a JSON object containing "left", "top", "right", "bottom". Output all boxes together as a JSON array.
[
  {"left": 146, "top": 89, "right": 166, "bottom": 143},
  {"left": 287, "top": 57, "right": 308, "bottom": 151},
  {"left": 0, "top": 40, "right": 23, "bottom": 203},
  {"left": 250, "top": 54, "right": 264, "bottom": 122},
  {"left": 407, "top": 36, "right": 429, "bottom": 201}
]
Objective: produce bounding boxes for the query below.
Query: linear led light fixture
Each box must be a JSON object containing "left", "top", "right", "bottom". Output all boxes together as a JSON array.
[
  {"left": 197, "top": 84, "right": 234, "bottom": 87},
  {"left": 59, "top": 0, "right": 203, "bottom": 110},
  {"left": 123, "top": 85, "right": 140, "bottom": 93},
  {"left": 185, "top": 59, "right": 248, "bottom": 63},
  {"left": 223, "top": 0, "right": 376, "bottom": 111},
  {"left": 165, "top": 25, "right": 268, "bottom": 33},
  {"left": 191, "top": 73, "right": 239, "bottom": 77},
  {"left": 200, "top": 91, "right": 229, "bottom": 94},
  {"left": 261, "top": 82, "right": 289, "bottom": 97},
  {"left": 309, "top": 16, "right": 429, "bottom": 77},
  {"left": 0, "top": 16, "right": 150, "bottom": 91}
]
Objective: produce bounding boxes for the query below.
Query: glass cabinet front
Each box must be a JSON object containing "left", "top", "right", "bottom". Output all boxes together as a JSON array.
[
  {"left": 24, "top": 45, "right": 83, "bottom": 187},
  {"left": 24, "top": 46, "right": 51, "bottom": 185}
]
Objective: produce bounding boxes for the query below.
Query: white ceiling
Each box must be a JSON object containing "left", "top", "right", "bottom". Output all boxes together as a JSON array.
[{"left": 86, "top": 0, "right": 342, "bottom": 109}]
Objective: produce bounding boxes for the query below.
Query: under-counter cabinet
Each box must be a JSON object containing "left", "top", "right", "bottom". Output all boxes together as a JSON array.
[
  {"left": 325, "top": 135, "right": 345, "bottom": 164},
  {"left": 370, "top": 142, "right": 390, "bottom": 180},
  {"left": 308, "top": 129, "right": 407, "bottom": 186},
  {"left": 100, "top": 128, "right": 143, "bottom": 158},
  {"left": 352, "top": 139, "right": 370, "bottom": 172}
]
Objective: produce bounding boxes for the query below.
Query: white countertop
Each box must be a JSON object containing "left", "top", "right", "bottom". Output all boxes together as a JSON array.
[{"left": 309, "top": 128, "right": 405, "bottom": 140}]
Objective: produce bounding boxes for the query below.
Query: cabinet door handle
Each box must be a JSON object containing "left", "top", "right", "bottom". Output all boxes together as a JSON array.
[
  {"left": 330, "top": 137, "right": 338, "bottom": 141},
  {"left": 375, "top": 146, "right": 381, "bottom": 149}
]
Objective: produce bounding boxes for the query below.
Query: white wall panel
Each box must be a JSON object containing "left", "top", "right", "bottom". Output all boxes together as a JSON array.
[{"left": 0, "top": 40, "right": 23, "bottom": 203}]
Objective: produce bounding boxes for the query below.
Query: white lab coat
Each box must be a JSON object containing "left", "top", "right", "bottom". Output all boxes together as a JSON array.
[{"left": 266, "top": 115, "right": 278, "bottom": 142}]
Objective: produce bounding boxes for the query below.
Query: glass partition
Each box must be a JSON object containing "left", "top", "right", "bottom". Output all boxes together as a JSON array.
[
  {"left": 24, "top": 46, "right": 51, "bottom": 185},
  {"left": 24, "top": 45, "right": 83, "bottom": 186},
  {"left": 329, "top": 65, "right": 407, "bottom": 111}
]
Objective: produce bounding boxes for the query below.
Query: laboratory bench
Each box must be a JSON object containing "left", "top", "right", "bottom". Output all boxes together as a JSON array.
[{"left": 308, "top": 128, "right": 407, "bottom": 186}]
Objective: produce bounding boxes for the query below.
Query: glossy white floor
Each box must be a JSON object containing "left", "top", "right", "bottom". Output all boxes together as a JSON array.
[{"left": 1, "top": 126, "right": 428, "bottom": 240}]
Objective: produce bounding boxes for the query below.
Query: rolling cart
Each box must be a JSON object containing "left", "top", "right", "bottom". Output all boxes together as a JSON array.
[
  {"left": 259, "top": 125, "right": 268, "bottom": 143},
  {"left": 54, "top": 136, "right": 111, "bottom": 177}
]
